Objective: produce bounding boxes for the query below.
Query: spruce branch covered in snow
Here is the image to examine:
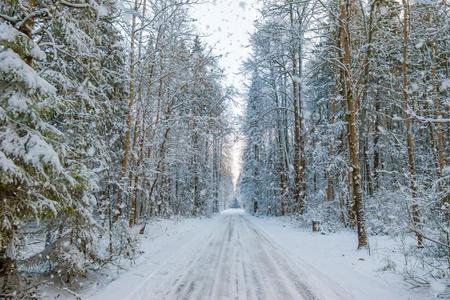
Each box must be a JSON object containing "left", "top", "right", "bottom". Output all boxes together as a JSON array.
[
  {"left": 0, "top": 20, "right": 77, "bottom": 296},
  {"left": 0, "top": 0, "right": 448, "bottom": 297},
  {"left": 0, "top": 0, "right": 233, "bottom": 295}
]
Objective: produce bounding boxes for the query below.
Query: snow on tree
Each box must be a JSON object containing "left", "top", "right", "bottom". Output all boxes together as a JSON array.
[
  {"left": 239, "top": 0, "right": 449, "bottom": 286},
  {"left": 0, "top": 21, "right": 77, "bottom": 295}
]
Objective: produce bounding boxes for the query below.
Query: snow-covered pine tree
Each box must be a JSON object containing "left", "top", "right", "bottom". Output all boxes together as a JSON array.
[
  {"left": 1, "top": 0, "right": 129, "bottom": 287},
  {"left": 0, "top": 20, "right": 78, "bottom": 295},
  {"left": 37, "top": 0, "right": 130, "bottom": 272}
]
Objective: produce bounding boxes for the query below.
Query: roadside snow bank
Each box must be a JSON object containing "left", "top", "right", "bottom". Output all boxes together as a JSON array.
[
  {"left": 250, "top": 216, "right": 429, "bottom": 300},
  {"left": 40, "top": 216, "right": 220, "bottom": 299}
]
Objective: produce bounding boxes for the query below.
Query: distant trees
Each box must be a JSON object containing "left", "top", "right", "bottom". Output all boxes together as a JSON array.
[
  {"left": 0, "top": 0, "right": 232, "bottom": 296},
  {"left": 240, "top": 0, "right": 449, "bottom": 270},
  {"left": 113, "top": 0, "right": 232, "bottom": 222}
]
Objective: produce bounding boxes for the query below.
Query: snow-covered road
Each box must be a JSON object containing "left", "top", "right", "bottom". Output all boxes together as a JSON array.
[
  {"left": 136, "top": 211, "right": 319, "bottom": 299},
  {"left": 85, "top": 209, "right": 424, "bottom": 300},
  {"left": 90, "top": 210, "right": 322, "bottom": 299}
]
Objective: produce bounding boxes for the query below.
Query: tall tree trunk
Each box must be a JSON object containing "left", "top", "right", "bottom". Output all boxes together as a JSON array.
[
  {"left": 128, "top": 108, "right": 141, "bottom": 226},
  {"left": 289, "top": 1, "right": 305, "bottom": 215},
  {"left": 129, "top": 0, "right": 148, "bottom": 227},
  {"left": 401, "top": 0, "right": 423, "bottom": 247},
  {"left": 431, "top": 35, "right": 450, "bottom": 251},
  {"left": 191, "top": 120, "right": 200, "bottom": 216},
  {"left": 272, "top": 64, "right": 288, "bottom": 214},
  {"left": 115, "top": 0, "right": 140, "bottom": 220},
  {"left": 373, "top": 95, "right": 381, "bottom": 190},
  {"left": 212, "top": 135, "right": 220, "bottom": 213},
  {"left": 359, "top": 0, "right": 377, "bottom": 197},
  {"left": 327, "top": 93, "right": 337, "bottom": 202},
  {"left": 339, "top": 0, "right": 368, "bottom": 249},
  {"left": 431, "top": 41, "right": 445, "bottom": 177}
]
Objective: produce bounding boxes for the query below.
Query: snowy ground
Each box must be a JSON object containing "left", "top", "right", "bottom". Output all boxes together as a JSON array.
[
  {"left": 45, "top": 209, "right": 430, "bottom": 299},
  {"left": 250, "top": 216, "right": 430, "bottom": 300}
]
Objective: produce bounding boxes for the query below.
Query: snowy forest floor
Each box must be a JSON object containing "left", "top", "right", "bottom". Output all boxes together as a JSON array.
[{"left": 40, "top": 209, "right": 432, "bottom": 300}]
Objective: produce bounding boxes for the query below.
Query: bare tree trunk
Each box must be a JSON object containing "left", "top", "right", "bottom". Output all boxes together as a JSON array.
[
  {"left": 282, "top": 73, "right": 290, "bottom": 166},
  {"left": 401, "top": 0, "right": 423, "bottom": 247},
  {"left": 128, "top": 108, "right": 141, "bottom": 226},
  {"left": 192, "top": 125, "right": 200, "bottom": 216},
  {"left": 129, "top": 0, "right": 150, "bottom": 227},
  {"left": 431, "top": 41, "right": 445, "bottom": 177},
  {"left": 359, "top": 0, "right": 378, "bottom": 197},
  {"left": 147, "top": 129, "right": 170, "bottom": 214},
  {"left": 335, "top": 14, "right": 353, "bottom": 226},
  {"left": 363, "top": 140, "right": 373, "bottom": 196},
  {"left": 445, "top": 40, "right": 450, "bottom": 167},
  {"left": 373, "top": 96, "right": 381, "bottom": 191},
  {"left": 272, "top": 64, "right": 288, "bottom": 215},
  {"left": 289, "top": 1, "right": 305, "bottom": 215},
  {"left": 430, "top": 34, "right": 450, "bottom": 252},
  {"left": 339, "top": 0, "right": 368, "bottom": 249},
  {"left": 115, "top": 0, "right": 140, "bottom": 220},
  {"left": 212, "top": 135, "right": 220, "bottom": 213},
  {"left": 326, "top": 94, "right": 337, "bottom": 202}
]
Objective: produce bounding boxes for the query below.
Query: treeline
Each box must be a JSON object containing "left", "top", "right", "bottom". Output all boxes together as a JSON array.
[
  {"left": 239, "top": 0, "right": 449, "bottom": 285},
  {"left": 0, "top": 0, "right": 232, "bottom": 296}
]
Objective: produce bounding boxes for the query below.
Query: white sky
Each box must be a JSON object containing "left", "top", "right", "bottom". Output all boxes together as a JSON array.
[{"left": 190, "top": 0, "right": 261, "bottom": 187}]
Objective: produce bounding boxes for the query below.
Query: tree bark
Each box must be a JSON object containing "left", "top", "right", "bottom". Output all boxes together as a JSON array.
[
  {"left": 401, "top": 0, "right": 423, "bottom": 247},
  {"left": 115, "top": 0, "right": 140, "bottom": 220},
  {"left": 339, "top": 0, "right": 368, "bottom": 249},
  {"left": 326, "top": 92, "right": 337, "bottom": 202},
  {"left": 431, "top": 41, "right": 445, "bottom": 177},
  {"left": 289, "top": 1, "right": 305, "bottom": 215}
]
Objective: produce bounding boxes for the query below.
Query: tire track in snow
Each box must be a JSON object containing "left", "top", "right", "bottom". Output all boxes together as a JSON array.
[
  {"left": 90, "top": 211, "right": 352, "bottom": 300},
  {"left": 246, "top": 216, "right": 355, "bottom": 300},
  {"left": 123, "top": 221, "right": 221, "bottom": 300}
]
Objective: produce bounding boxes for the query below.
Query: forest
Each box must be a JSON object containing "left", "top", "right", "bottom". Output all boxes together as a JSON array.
[
  {"left": 1, "top": 0, "right": 234, "bottom": 297},
  {"left": 0, "top": 0, "right": 449, "bottom": 299},
  {"left": 239, "top": 0, "right": 449, "bottom": 292}
]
